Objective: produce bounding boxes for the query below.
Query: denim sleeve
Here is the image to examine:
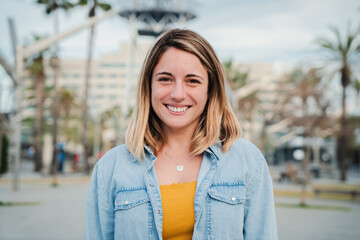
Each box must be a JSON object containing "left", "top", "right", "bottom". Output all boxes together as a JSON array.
[
  {"left": 85, "top": 162, "right": 114, "bottom": 240},
  {"left": 243, "top": 152, "right": 278, "bottom": 239}
]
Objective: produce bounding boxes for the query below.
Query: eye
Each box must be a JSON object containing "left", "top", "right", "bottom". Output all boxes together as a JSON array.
[
  {"left": 158, "top": 77, "right": 170, "bottom": 82},
  {"left": 188, "top": 79, "right": 201, "bottom": 84}
]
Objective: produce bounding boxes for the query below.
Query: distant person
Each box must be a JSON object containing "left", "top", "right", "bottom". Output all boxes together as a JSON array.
[
  {"left": 27, "top": 146, "right": 35, "bottom": 159},
  {"left": 72, "top": 153, "right": 80, "bottom": 172},
  {"left": 57, "top": 145, "right": 66, "bottom": 173},
  {"left": 85, "top": 29, "right": 278, "bottom": 239}
]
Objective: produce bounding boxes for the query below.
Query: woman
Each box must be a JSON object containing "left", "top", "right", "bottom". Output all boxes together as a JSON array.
[{"left": 85, "top": 29, "right": 278, "bottom": 239}]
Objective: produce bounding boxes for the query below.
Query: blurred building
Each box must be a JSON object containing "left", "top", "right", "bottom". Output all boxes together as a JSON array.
[
  {"left": 230, "top": 62, "right": 287, "bottom": 144},
  {"left": 58, "top": 42, "right": 151, "bottom": 114},
  {"left": 21, "top": 41, "right": 152, "bottom": 157}
]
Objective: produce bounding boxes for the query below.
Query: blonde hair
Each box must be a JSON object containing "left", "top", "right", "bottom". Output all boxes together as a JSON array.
[{"left": 126, "top": 29, "right": 241, "bottom": 160}]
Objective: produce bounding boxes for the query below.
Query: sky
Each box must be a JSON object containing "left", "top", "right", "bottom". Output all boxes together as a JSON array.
[{"left": 0, "top": 0, "right": 360, "bottom": 112}]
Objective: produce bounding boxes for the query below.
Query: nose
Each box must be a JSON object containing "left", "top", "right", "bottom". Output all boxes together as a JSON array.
[{"left": 170, "top": 81, "right": 186, "bottom": 101}]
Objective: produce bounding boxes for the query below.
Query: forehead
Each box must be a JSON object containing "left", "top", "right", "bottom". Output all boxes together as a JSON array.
[{"left": 152, "top": 48, "right": 207, "bottom": 76}]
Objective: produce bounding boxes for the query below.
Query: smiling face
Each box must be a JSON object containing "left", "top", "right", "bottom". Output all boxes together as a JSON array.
[{"left": 151, "top": 47, "right": 209, "bottom": 135}]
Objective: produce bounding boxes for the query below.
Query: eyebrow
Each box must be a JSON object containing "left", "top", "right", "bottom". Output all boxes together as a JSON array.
[
  {"left": 155, "top": 72, "right": 173, "bottom": 77},
  {"left": 155, "top": 72, "right": 204, "bottom": 80}
]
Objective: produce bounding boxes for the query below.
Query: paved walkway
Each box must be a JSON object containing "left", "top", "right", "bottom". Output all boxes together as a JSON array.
[
  {"left": 0, "top": 162, "right": 360, "bottom": 239},
  {"left": 0, "top": 178, "right": 89, "bottom": 240}
]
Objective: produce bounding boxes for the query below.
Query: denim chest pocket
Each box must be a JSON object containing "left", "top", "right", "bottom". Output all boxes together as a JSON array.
[
  {"left": 114, "top": 188, "right": 150, "bottom": 210},
  {"left": 208, "top": 183, "right": 246, "bottom": 204},
  {"left": 206, "top": 182, "right": 246, "bottom": 239},
  {"left": 114, "top": 188, "right": 152, "bottom": 237}
]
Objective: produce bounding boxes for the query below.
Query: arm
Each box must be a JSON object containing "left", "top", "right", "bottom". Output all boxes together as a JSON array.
[
  {"left": 243, "top": 153, "right": 278, "bottom": 239},
  {"left": 85, "top": 162, "right": 114, "bottom": 240}
]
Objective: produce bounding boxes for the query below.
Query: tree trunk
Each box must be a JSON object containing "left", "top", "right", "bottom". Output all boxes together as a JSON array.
[
  {"left": 0, "top": 115, "right": 3, "bottom": 171},
  {"left": 259, "top": 118, "right": 270, "bottom": 153},
  {"left": 338, "top": 85, "right": 347, "bottom": 182},
  {"left": 34, "top": 71, "right": 46, "bottom": 172},
  {"left": 300, "top": 144, "right": 311, "bottom": 206},
  {"left": 83, "top": 25, "right": 95, "bottom": 174},
  {"left": 50, "top": 9, "right": 60, "bottom": 179},
  {"left": 50, "top": 55, "right": 60, "bottom": 176}
]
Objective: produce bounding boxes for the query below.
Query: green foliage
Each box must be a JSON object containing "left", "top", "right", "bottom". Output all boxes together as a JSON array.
[
  {"left": 0, "top": 134, "right": 9, "bottom": 174},
  {"left": 346, "top": 116, "right": 360, "bottom": 149},
  {"left": 0, "top": 200, "right": 40, "bottom": 207},
  {"left": 275, "top": 202, "right": 350, "bottom": 211},
  {"left": 222, "top": 59, "right": 249, "bottom": 90},
  {"left": 316, "top": 23, "right": 360, "bottom": 88},
  {"left": 354, "top": 78, "right": 360, "bottom": 96},
  {"left": 76, "top": 0, "right": 112, "bottom": 17},
  {"left": 57, "top": 87, "right": 82, "bottom": 144},
  {"left": 36, "top": 0, "right": 75, "bottom": 15}
]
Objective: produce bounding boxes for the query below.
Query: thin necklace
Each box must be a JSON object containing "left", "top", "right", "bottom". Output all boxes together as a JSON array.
[{"left": 162, "top": 149, "right": 190, "bottom": 172}]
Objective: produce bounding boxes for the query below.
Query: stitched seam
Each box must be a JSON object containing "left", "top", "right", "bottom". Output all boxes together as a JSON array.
[
  {"left": 147, "top": 203, "right": 152, "bottom": 240},
  {"left": 116, "top": 199, "right": 150, "bottom": 209},
  {"left": 211, "top": 181, "right": 245, "bottom": 187},
  {"left": 116, "top": 186, "right": 146, "bottom": 193},
  {"left": 208, "top": 195, "right": 245, "bottom": 204},
  {"left": 206, "top": 195, "right": 212, "bottom": 239}
]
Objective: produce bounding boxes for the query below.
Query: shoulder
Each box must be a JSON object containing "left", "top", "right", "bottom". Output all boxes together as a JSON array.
[
  {"left": 227, "top": 138, "right": 263, "bottom": 158},
  {"left": 225, "top": 137, "right": 267, "bottom": 172},
  {"left": 95, "top": 144, "right": 134, "bottom": 173}
]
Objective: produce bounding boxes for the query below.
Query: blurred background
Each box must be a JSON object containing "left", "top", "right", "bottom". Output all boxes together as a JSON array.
[{"left": 0, "top": 0, "right": 359, "bottom": 239}]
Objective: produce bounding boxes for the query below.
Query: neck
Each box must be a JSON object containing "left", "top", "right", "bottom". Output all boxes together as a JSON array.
[{"left": 163, "top": 128, "right": 194, "bottom": 154}]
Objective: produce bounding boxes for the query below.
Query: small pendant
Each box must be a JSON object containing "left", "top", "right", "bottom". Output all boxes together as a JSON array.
[{"left": 176, "top": 165, "right": 184, "bottom": 172}]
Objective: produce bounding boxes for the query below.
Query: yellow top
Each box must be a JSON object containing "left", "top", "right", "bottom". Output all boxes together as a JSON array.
[{"left": 159, "top": 181, "right": 197, "bottom": 240}]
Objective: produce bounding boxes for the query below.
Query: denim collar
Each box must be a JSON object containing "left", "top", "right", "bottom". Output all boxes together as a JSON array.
[
  {"left": 205, "top": 141, "right": 222, "bottom": 160},
  {"left": 141, "top": 141, "right": 222, "bottom": 162}
]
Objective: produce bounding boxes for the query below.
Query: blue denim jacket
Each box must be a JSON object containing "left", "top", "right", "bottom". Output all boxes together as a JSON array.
[{"left": 85, "top": 138, "right": 278, "bottom": 239}]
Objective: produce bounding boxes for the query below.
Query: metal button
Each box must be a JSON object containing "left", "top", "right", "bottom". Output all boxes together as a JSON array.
[
  {"left": 149, "top": 183, "right": 154, "bottom": 187},
  {"left": 124, "top": 201, "right": 130, "bottom": 205},
  {"left": 231, "top": 197, "right": 236, "bottom": 201},
  {"left": 157, "top": 210, "right": 161, "bottom": 214}
]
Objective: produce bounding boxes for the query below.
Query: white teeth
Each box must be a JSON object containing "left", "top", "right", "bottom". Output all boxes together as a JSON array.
[{"left": 167, "top": 105, "right": 189, "bottom": 113}]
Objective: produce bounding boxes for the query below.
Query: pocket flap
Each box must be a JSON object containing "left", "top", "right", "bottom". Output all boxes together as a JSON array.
[
  {"left": 115, "top": 188, "right": 150, "bottom": 210},
  {"left": 208, "top": 182, "right": 246, "bottom": 205}
]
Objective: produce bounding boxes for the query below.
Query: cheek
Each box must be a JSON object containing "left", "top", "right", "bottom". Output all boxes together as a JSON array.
[
  {"left": 150, "top": 88, "right": 164, "bottom": 112},
  {"left": 200, "top": 89, "right": 209, "bottom": 107}
]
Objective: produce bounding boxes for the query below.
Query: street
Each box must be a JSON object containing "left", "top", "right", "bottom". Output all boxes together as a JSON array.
[{"left": 0, "top": 166, "right": 360, "bottom": 240}]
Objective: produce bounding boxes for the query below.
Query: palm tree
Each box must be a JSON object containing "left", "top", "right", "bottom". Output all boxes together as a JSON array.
[
  {"left": 317, "top": 24, "right": 360, "bottom": 181},
  {"left": 223, "top": 60, "right": 249, "bottom": 90},
  {"left": 77, "top": 0, "right": 111, "bottom": 173},
  {"left": 25, "top": 35, "right": 49, "bottom": 172},
  {"left": 280, "top": 68, "right": 331, "bottom": 206},
  {"left": 223, "top": 60, "right": 261, "bottom": 142},
  {"left": 58, "top": 87, "right": 82, "bottom": 142},
  {"left": 36, "top": 0, "right": 75, "bottom": 174}
]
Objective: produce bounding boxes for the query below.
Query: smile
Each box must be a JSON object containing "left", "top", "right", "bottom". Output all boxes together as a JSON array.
[{"left": 166, "top": 105, "right": 189, "bottom": 113}]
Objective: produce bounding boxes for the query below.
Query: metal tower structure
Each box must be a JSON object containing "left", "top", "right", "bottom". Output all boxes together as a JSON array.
[{"left": 120, "top": 0, "right": 196, "bottom": 37}]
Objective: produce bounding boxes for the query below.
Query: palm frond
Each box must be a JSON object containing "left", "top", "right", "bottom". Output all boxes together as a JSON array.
[
  {"left": 77, "top": 0, "right": 88, "bottom": 6},
  {"left": 98, "top": 2, "right": 111, "bottom": 11},
  {"left": 58, "top": 2, "right": 75, "bottom": 11},
  {"left": 353, "top": 79, "right": 360, "bottom": 96},
  {"left": 316, "top": 38, "right": 337, "bottom": 52},
  {"left": 36, "top": 0, "right": 49, "bottom": 4},
  {"left": 329, "top": 25, "right": 343, "bottom": 53}
]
